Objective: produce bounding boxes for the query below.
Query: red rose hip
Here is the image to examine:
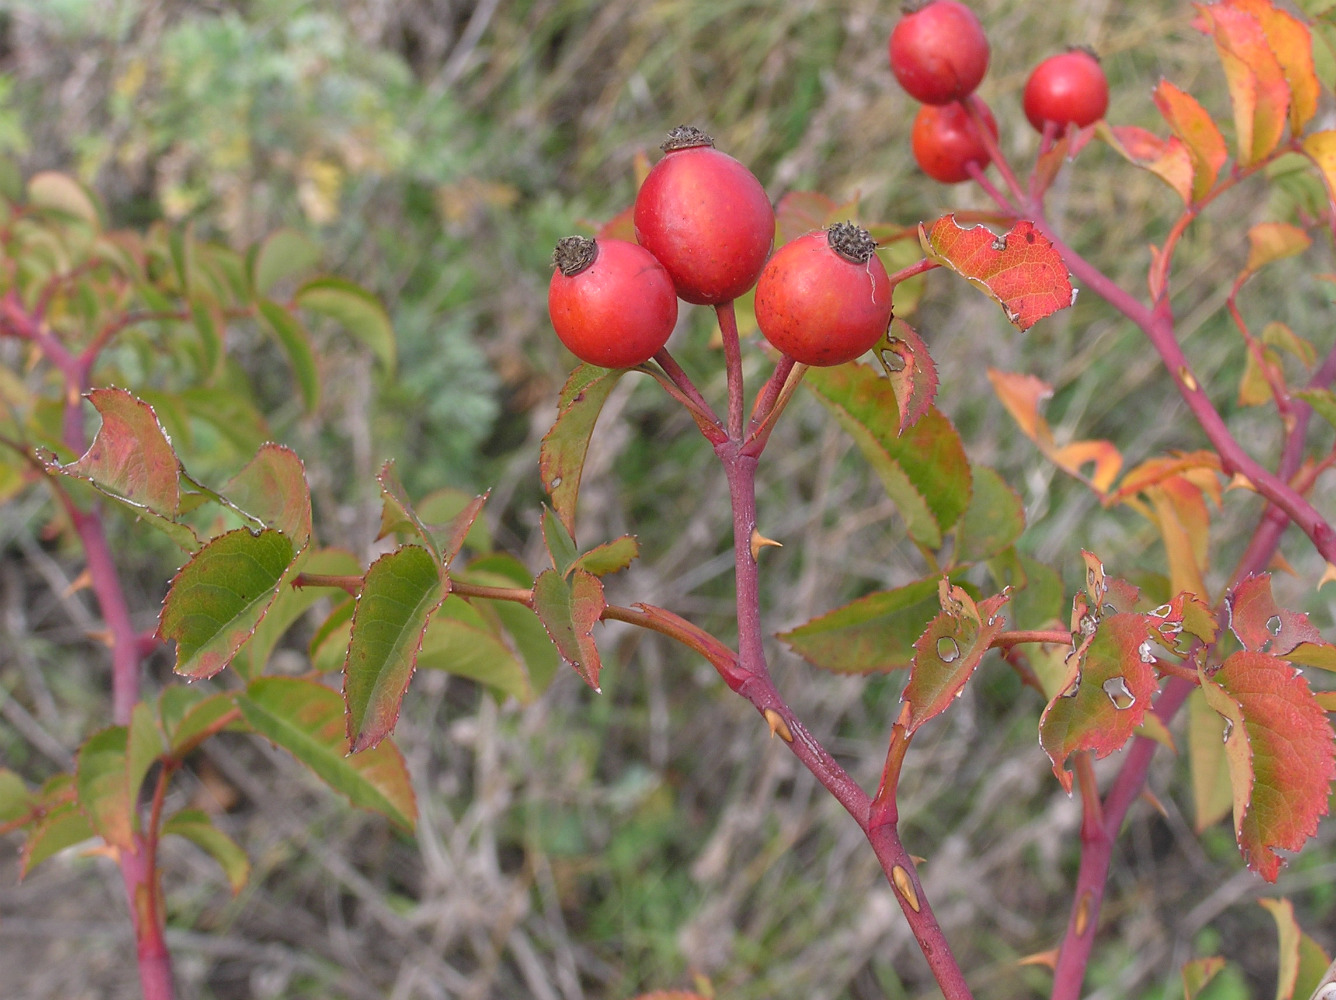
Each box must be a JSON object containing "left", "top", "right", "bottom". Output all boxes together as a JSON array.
[
  {"left": 889, "top": 0, "right": 990, "bottom": 106},
  {"left": 753, "top": 222, "right": 893, "bottom": 368},
  {"left": 911, "top": 97, "right": 998, "bottom": 184},
  {"left": 633, "top": 126, "right": 775, "bottom": 305},
  {"left": 1023, "top": 49, "right": 1109, "bottom": 132},
  {"left": 548, "top": 236, "right": 678, "bottom": 368}
]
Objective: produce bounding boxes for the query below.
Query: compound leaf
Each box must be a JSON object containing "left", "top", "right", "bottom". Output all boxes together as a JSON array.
[
  {"left": 343, "top": 544, "right": 449, "bottom": 753},
  {"left": 239, "top": 676, "right": 416, "bottom": 830}
]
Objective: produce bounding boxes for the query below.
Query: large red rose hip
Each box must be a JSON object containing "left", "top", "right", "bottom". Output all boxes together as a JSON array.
[
  {"left": 548, "top": 236, "right": 678, "bottom": 368},
  {"left": 633, "top": 126, "right": 775, "bottom": 305},
  {"left": 911, "top": 97, "right": 998, "bottom": 184},
  {"left": 889, "top": 0, "right": 990, "bottom": 106},
  {"left": 753, "top": 223, "right": 893, "bottom": 368}
]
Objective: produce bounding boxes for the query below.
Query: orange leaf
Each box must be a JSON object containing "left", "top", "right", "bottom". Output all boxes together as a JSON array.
[
  {"left": 987, "top": 369, "right": 1054, "bottom": 445},
  {"left": 1223, "top": 0, "right": 1319, "bottom": 133},
  {"left": 1050, "top": 440, "right": 1123, "bottom": 496},
  {"left": 1199, "top": 651, "right": 1335, "bottom": 881},
  {"left": 919, "top": 216, "right": 1074, "bottom": 330},
  {"left": 1146, "top": 479, "right": 1211, "bottom": 600},
  {"left": 1099, "top": 124, "right": 1194, "bottom": 204},
  {"left": 1242, "top": 222, "right": 1311, "bottom": 283},
  {"left": 1107, "top": 450, "right": 1222, "bottom": 504},
  {"left": 1196, "top": 2, "right": 1291, "bottom": 165},
  {"left": 1301, "top": 130, "right": 1336, "bottom": 206},
  {"left": 1153, "top": 80, "right": 1228, "bottom": 201}
]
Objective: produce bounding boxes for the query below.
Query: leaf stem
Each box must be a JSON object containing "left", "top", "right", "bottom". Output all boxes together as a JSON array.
[{"left": 716, "top": 301, "right": 746, "bottom": 441}]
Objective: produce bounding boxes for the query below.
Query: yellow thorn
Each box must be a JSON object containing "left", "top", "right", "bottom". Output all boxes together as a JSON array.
[
  {"left": 63, "top": 569, "right": 94, "bottom": 598},
  {"left": 1018, "top": 948, "right": 1059, "bottom": 970},
  {"left": 87, "top": 629, "right": 115, "bottom": 648},
  {"left": 763, "top": 708, "right": 793, "bottom": 743},
  {"left": 1074, "top": 889, "right": 1093, "bottom": 937},
  {"left": 891, "top": 865, "right": 921, "bottom": 912},
  {"left": 909, "top": 854, "right": 927, "bottom": 865},
  {"left": 1224, "top": 472, "right": 1255, "bottom": 493},
  {"left": 750, "top": 528, "right": 782, "bottom": 562},
  {"left": 1320, "top": 563, "right": 1336, "bottom": 590},
  {"left": 1139, "top": 788, "right": 1169, "bottom": 819}
]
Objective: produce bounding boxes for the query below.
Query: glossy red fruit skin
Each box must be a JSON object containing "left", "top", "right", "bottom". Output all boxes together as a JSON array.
[
  {"left": 889, "top": 0, "right": 990, "bottom": 105},
  {"left": 753, "top": 227, "right": 893, "bottom": 368},
  {"left": 633, "top": 138, "right": 774, "bottom": 305},
  {"left": 548, "top": 238, "right": 678, "bottom": 368},
  {"left": 1023, "top": 49, "right": 1109, "bottom": 131},
  {"left": 911, "top": 97, "right": 998, "bottom": 184}
]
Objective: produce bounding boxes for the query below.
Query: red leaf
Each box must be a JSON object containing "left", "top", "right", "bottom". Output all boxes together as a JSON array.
[
  {"left": 1227, "top": 574, "right": 1323, "bottom": 655},
  {"left": 903, "top": 582, "right": 1008, "bottom": 734},
  {"left": 919, "top": 216, "right": 1074, "bottom": 330},
  {"left": 59, "top": 387, "right": 181, "bottom": 515},
  {"left": 874, "top": 319, "right": 938, "bottom": 433},
  {"left": 1200, "top": 652, "right": 1335, "bottom": 881},
  {"left": 224, "top": 443, "right": 312, "bottom": 547},
  {"left": 1039, "top": 614, "right": 1160, "bottom": 792}
]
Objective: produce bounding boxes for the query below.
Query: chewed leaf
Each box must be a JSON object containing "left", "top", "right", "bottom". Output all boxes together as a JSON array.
[
  {"left": 1196, "top": 2, "right": 1290, "bottom": 166},
  {"left": 806, "top": 364, "right": 970, "bottom": 548},
  {"left": 1098, "top": 124, "right": 1194, "bottom": 203},
  {"left": 162, "top": 808, "right": 250, "bottom": 895},
  {"left": 1039, "top": 614, "right": 1160, "bottom": 792},
  {"left": 780, "top": 577, "right": 942, "bottom": 674},
  {"left": 1226, "top": 574, "right": 1323, "bottom": 655},
  {"left": 53, "top": 387, "right": 180, "bottom": 510},
  {"left": 343, "top": 545, "right": 449, "bottom": 753},
  {"left": 159, "top": 528, "right": 296, "bottom": 680},
  {"left": 874, "top": 319, "right": 938, "bottom": 433},
  {"left": 224, "top": 443, "right": 312, "bottom": 546},
  {"left": 532, "top": 567, "right": 606, "bottom": 690},
  {"left": 1200, "top": 652, "right": 1335, "bottom": 881},
  {"left": 238, "top": 677, "right": 416, "bottom": 830},
  {"left": 919, "top": 216, "right": 1074, "bottom": 330},
  {"left": 1153, "top": 80, "right": 1227, "bottom": 200},
  {"left": 540, "top": 365, "right": 627, "bottom": 538},
  {"left": 903, "top": 583, "right": 1008, "bottom": 734}
]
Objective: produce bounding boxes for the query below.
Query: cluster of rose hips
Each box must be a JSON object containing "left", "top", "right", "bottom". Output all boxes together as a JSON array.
[
  {"left": 892, "top": 0, "right": 1109, "bottom": 182},
  {"left": 548, "top": 126, "right": 894, "bottom": 372}
]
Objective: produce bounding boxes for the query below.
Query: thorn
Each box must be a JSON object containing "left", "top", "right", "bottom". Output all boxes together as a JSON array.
[
  {"left": 891, "top": 865, "right": 921, "bottom": 912},
  {"left": 763, "top": 707, "right": 793, "bottom": 743},
  {"left": 910, "top": 854, "right": 927, "bottom": 865},
  {"left": 63, "top": 569, "right": 93, "bottom": 598},
  {"left": 750, "top": 528, "right": 782, "bottom": 562},
  {"left": 1074, "top": 889, "right": 1093, "bottom": 937},
  {"left": 1224, "top": 472, "right": 1255, "bottom": 493},
  {"left": 1320, "top": 563, "right": 1336, "bottom": 590},
  {"left": 87, "top": 629, "right": 115, "bottom": 648},
  {"left": 1139, "top": 788, "right": 1169, "bottom": 819},
  {"left": 1018, "top": 948, "right": 1059, "bottom": 970}
]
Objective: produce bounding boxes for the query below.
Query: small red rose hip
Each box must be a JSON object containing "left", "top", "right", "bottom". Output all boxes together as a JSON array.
[
  {"left": 889, "top": 0, "right": 990, "bottom": 106},
  {"left": 633, "top": 126, "right": 775, "bottom": 305},
  {"left": 548, "top": 236, "right": 677, "bottom": 368},
  {"left": 911, "top": 97, "right": 998, "bottom": 184},
  {"left": 753, "top": 222, "right": 893, "bottom": 368},
  {"left": 1023, "top": 48, "right": 1109, "bottom": 132}
]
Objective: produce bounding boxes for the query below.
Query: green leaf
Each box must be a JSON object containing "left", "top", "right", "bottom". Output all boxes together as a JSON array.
[
  {"left": 539, "top": 365, "right": 626, "bottom": 538},
  {"left": 988, "top": 549, "right": 1064, "bottom": 631},
  {"left": 162, "top": 808, "right": 250, "bottom": 895},
  {"left": 232, "top": 548, "right": 361, "bottom": 681},
  {"left": 376, "top": 460, "right": 442, "bottom": 563},
  {"left": 187, "top": 292, "right": 225, "bottom": 380},
  {"left": 904, "top": 583, "right": 1009, "bottom": 734},
  {"left": 1182, "top": 958, "right": 1227, "bottom": 1000},
  {"left": 27, "top": 171, "right": 101, "bottom": 227},
  {"left": 250, "top": 228, "right": 321, "bottom": 296},
  {"left": 780, "top": 577, "right": 941, "bottom": 674},
  {"left": 1039, "top": 613, "right": 1160, "bottom": 793},
  {"left": 416, "top": 487, "right": 494, "bottom": 556},
  {"left": 0, "top": 769, "right": 33, "bottom": 826},
  {"left": 416, "top": 598, "right": 533, "bottom": 703},
  {"left": 223, "top": 443, "right": 312, "bottom": 546},
  {"left": 20, "top": 794, "right": 94, "bottom": 878},
  {"left": 805, "top": 365, "right": 971, "bottom": 548},
  {"left": 343, "top": 545, "right": 449, "bottom": 753},
  {"left": 161, "top": 689, "right": 243, "bottom": 755},
  {"left": 459, "top": 555, "right": 560, "bottom": 694},
  {"left": 75, "top": 726, "right": 133, "bottom": 849},
  {"left": 257, "top": 299, "right": 320, "bottom": 413},
  {"left": 295, "top": 276, "right": 395, "bottom": 372},
  {"left": 532, "top": 567, "right": 606, "bottom": 690},
  {"left": 159, "top": 528, "right": 297, "bottom": 680},
  {"left": 238, "top": 677, "right": 416, "bottom": 831},
  {"left": 571, "top": 535, "right": 639, "bottom": 577},
  {"left": 542, "top": 506, "right": 580, "bottom": 576},
  {"left": 1295, "top": 388, "right": 1336, "bottom": 431},
  {"left": 955, "top": 466, "right": 1025, "bottom": 564},
  {"left": 1189, "top": 686, "right": 1234, "bottom": 832},
  {"left": 126, "top": 702, "right": 162, "bottom": 821}
]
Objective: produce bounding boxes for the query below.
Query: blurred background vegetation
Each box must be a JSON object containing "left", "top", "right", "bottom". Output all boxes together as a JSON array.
[{"left": 1, "top": 0, "right": 1334, "bottom": 998}]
